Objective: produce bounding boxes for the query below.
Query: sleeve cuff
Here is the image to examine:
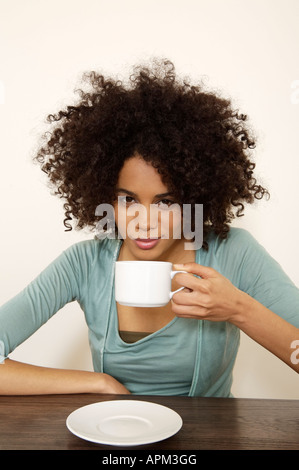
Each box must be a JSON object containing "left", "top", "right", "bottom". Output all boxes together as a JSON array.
[{"left": 0, "top": 340, "right": 7, "bottom": 364}]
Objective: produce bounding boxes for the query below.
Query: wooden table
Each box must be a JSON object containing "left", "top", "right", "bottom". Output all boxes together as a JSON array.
[{"left": 0, "top": 394, "right": 298, "bottom": 451}]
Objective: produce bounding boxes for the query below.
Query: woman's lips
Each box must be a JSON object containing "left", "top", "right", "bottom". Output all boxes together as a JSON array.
[{"left": 134, "top": 238, "right": 160, "bottom": 250}]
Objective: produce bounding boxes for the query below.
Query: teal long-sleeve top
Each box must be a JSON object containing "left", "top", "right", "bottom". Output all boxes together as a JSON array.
[{"left": 1, "top": 228, "right": 299, "bottom": 396}]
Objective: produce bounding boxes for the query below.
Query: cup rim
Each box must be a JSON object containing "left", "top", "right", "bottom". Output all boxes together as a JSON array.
[{"left": 115, "top": 260, "right": 172, "bottom": 266}]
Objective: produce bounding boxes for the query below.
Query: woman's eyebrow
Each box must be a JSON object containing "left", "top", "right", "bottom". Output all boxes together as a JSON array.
[
  {"left": 155, "top": 192, "right": 175, "bottom": 198},
  {"left": 116, "top": 188, "right": 174, "bottom": 198},
  {"left": 116, "top": 188, "right": 136, "bottom": 196}
]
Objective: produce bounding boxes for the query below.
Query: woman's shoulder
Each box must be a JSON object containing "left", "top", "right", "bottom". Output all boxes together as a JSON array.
[
  {"left": 62, "top": 237, "right": 121, "bottom": 266},
  {"left": 205, "top": 227, "right": 260, "bottom": 253},
  {"left": 200, "top": 227, "right": 269, "bottom": 277}
]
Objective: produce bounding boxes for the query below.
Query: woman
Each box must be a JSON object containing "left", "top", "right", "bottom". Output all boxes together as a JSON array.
[{"left": 0, "top": 59, "right": 298, "bottom": 396}]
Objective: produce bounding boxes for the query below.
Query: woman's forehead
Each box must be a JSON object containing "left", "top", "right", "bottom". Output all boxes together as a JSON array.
[{"left": 116, "top": 155, "right": 169, "bottom": 195}]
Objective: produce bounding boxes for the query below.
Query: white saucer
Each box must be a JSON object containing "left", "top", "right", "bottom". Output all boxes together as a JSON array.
[{"left": 66, "top": 399, "right": 183, "bottom": 446}]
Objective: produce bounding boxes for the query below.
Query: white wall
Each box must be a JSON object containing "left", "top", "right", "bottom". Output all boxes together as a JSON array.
[{"left": 0, "top": 0, "right": 298, "bottom": 398}]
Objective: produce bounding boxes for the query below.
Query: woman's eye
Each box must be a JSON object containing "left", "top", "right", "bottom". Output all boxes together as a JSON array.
[
  {"left": 118, "top": 196, "right": 136, "bottom": 206},
  {"left": 156, "top": 199, "right": 174, "bottom": 209}
]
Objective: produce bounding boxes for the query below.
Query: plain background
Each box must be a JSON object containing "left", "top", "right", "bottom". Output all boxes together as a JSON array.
[{"left": 0, "top": 0, "right": 298, "bottom": 398}]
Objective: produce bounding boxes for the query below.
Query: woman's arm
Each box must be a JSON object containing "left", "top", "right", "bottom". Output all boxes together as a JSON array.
[
  {"left": 0, "top": 242, "right": 131, "bottom": 395},
  {"left": 172, "top": 263, "right": 299, "bottom": 373},
  {"left": 232, "top": 292, "right": 299, "bottom": 372},
  {"left": 0, "top": 358, "right": 130, "bottom": 395}
]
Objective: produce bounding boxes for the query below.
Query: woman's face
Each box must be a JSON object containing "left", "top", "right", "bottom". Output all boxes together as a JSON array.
[{"left": 113, "top": 155, "right": 185, "bottom": 261}]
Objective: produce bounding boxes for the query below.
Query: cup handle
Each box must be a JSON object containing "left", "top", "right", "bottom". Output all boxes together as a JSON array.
[{"left": 169, "top": 270, "right": 187, "bottom": 299}]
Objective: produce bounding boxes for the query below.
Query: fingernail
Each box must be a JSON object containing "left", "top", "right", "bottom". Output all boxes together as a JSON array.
[{"left": 174, "top": 264, "right": 185, "bottom": 268}]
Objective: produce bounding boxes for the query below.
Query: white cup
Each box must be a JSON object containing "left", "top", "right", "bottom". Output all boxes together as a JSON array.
[{"left": 115, "top": 261, "right": 186, "bottom": 307}]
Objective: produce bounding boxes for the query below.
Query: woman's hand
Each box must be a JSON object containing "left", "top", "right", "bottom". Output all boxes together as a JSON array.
[
  {"left": 171, "top": 262, "right": 299, "bottom": 373},
  {"left": 100, "top": 373, "right": 131, "bottom": 395},
  {"left": 0, "top": 359, "right": 132, "bottom": 395},
  {"left": 171, "top": 262, "right": 245, "bottom": 324}
]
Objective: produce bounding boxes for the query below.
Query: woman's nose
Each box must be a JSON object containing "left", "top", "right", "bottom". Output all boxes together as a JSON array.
[
  {"left": 130, "top": 203, "right": 159, "bottom": 237},
  {"left": 137, "top": 204, "right": 156, "bottom": 233}
]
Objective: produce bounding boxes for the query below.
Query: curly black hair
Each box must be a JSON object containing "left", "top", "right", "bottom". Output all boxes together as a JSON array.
[{"left": 35, "top": 58, "right": 269, "bottom": 248}]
